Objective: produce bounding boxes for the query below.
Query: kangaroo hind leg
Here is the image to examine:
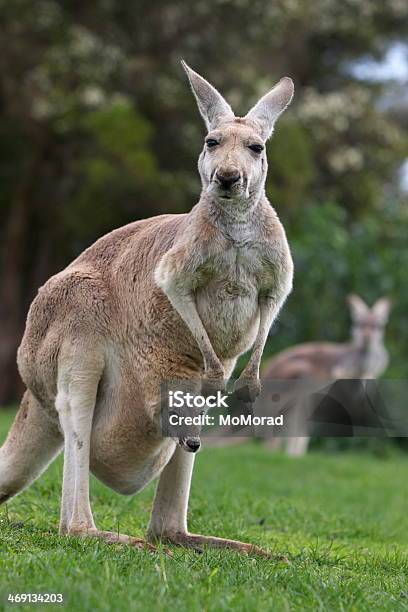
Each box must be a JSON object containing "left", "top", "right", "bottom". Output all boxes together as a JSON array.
[
  {"left": 56, "top": 352, "right": 104, "bottom": 534},
  {"left": 0, "top": 390, "right": 63, "bottom": 504},
  {"left": 56, "top": 351, "right": 157, "bottom": 552},
  {"left": 147, "top": 446, "right": 275, "bottom": 558}
]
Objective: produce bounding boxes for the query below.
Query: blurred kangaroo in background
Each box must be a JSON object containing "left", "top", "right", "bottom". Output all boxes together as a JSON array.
[
  {"left": 263, "top": 295, "right": 391, "bottom": 456},
  {"left": 0, "top": 62, "right": 294, "bottom": 556}
]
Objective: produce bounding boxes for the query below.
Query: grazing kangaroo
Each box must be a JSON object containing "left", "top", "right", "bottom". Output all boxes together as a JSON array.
[
  {"left": 263, "top": 295, "right": 391, "bottom": 456},
  {"left": 0, "top": 62, "right": 294, "bottom": 555}
]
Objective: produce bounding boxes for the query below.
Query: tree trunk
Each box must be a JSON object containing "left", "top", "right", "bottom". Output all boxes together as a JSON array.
[{"left": 0, "top": 151, "right": 44, "bottom": 406}]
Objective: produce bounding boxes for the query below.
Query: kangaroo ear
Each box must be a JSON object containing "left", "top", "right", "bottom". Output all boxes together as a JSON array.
[
  {"left": 245, "top": 77, "right": 294, "bottom": 140},
  {"left": 347, "top": 294, "right": 369, "bottom": 320},
  {"left": 181, "top": 60, "right": 234, "bottom": 131},
  {"left": 372, "top": 297, "right": 391, "bottom": 323}
]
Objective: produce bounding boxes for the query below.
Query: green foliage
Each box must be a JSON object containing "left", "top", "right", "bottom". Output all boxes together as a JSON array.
[
  {"left": 266, "top": 200, "right": 408, "bottom": 378},
  {"left": 293, "top": 86, "right": 407, "bottom": 212},
  {"left": 83, "top": 102, "right": 155, "bottom": 171},
  {"left": 266, "top": 119, "right": 316, "bottom": 210},
  {"left": 63, "top": 102, "right": 159, "bottom": 242},
  {"left": 59, "top": 100, "right": 191, "bottom": 254}
]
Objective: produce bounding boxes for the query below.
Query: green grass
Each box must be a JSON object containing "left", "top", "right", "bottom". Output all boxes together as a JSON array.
[{"left": 1, "top": 409, "right": 408, "bottom": 611}]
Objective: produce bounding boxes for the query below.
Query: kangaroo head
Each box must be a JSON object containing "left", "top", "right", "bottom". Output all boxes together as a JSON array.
[
  {"left": 347, "top": 295, "right": 391, "bottom": 349},
  {"left": 181, "top": 60, "right": 294, "bottom": 209}
]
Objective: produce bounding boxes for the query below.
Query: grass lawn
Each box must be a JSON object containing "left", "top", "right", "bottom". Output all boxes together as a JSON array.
[{"left": 0, "top": 409, "right": 408, "bottom": 611}]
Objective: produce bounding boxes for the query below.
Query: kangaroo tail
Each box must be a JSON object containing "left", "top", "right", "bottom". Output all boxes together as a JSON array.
[{"left": 0, "top": 390, "right": 63, "bottom": 504}]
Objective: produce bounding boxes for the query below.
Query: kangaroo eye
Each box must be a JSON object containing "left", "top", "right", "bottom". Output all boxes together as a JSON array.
[
  {"left": 206, "top": 139, "right": 219, "bottom": 148},
  {"left": 248, "top": 144, "right": 264, "bottom": 154}
]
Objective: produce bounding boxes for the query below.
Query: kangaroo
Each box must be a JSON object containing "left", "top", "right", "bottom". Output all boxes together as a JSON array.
[
  {"left": 0, "top": 62, "right": 294, "bottom": 555},
  {"left": 263, "top": 295, "right": 391, "bottom": 456}
]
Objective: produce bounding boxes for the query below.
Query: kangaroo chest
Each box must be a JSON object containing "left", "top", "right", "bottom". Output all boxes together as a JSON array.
[
  {"left": 334, "top": 346, "right": 388, "bottom": 379},
  {"left": 194, "top": 241, "right": 269, "bottom": 358},
  {"left": 199, "top": 237, "right": 271, "bottom": 292}
]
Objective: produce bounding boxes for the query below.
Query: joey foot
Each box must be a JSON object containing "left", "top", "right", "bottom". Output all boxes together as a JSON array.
[
  {"left": 65, "top": 525, "right": 171, "bottom": 555},
  {"left": 148, "top": 531, "right": 285, "bottom": 560},
  {"left": 232, "top": 376, "right": 262, "bottom": 403}
]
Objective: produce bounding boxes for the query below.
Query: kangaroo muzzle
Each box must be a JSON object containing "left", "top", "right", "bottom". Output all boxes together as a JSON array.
[{"left": 178, "top": 436, "right": 201, "bottom": 453}]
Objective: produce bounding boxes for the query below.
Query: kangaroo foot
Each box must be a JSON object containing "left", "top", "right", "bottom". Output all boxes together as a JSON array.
[
  {"left": 148, "top": 531, "right": 284, "bottom": 560},
  {"left": 66, "top": 526, "right": 170, "bottom": 555}
]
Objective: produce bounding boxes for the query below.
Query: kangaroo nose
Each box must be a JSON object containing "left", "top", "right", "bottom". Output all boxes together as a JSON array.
[
  {"left": 216, "top": 169, "right": 240, "bottom": 188},
  {"left": 186, "top": 438, "right": 201, "bottom": 453}
]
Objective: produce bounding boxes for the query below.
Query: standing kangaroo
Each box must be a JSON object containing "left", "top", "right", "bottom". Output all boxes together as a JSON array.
[
  {"left": 263, "top": 295, "right": 391, "bottom": 456},
  {"left": 0, "top": 62, "right": 294, "bottom": 555}
]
